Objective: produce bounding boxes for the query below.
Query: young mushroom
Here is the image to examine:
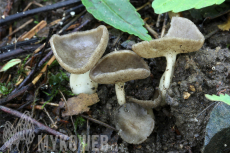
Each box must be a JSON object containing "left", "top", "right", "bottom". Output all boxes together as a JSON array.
[
  {"left": 132, "top": 17, "right": 205, "bottom": 104},
  {"left": 115, "top": 102, "right": 155, "bottom": 144},
  {"left": 89, "top": 50, "right": 150, "bottom": 105},
  {"left": 50, "top": 25, "right": 109, "bottom": 94}
]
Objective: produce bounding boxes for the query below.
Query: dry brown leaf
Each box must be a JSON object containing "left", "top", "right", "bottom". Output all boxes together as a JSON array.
[
  {"left": 62, "top": 93, "right": 100, "bottom": 117},
  {"left": 218, "top": 13, "right": 230, "bottom": 31}
]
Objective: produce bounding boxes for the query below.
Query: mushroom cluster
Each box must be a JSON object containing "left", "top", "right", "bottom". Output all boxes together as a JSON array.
[
  {"left": 132, "top": 17, "right": 205, "bottom": 105},
  {"left": 49, "top": 16, "right": 205, "bottom": 145}
]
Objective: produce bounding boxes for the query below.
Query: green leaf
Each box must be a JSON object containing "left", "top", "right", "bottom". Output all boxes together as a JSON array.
[
  {"left": 82, "top": 0, "right": 152, "bottom": 41},
  {"left": 205, "top": 94, "right": 230, "bottom": 105},
  {"left": 0, "top": 59, "right": 21, "bottom": 72},
  {"left": 152, "top": 0, "right": 226, "bottom": 14}
]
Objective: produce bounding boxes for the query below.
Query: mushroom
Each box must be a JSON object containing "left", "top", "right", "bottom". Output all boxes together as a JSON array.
[
  {"left": 115, "top": 102, "right": 155, "bottom": 144},
  {"left": 132, "top": 17, "right": 204, "bottom": 104},
  {"left": 89, "top": 50, "right": 150, "bottom": 105},
  {"left": 50, "top": 25, "right": 109, "bottom": 94}
]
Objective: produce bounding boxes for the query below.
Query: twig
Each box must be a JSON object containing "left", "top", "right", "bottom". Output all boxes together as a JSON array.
[
  {"left": 39, "top": 102, "right": 59, "bottom": 106},
  {"left": 0, "top": 105, "right": 70, "bottom": 140},
  {"left": 0, "top": 38, "right": 39, "bottom": 53},
  {"left": 205, "top": 29, "right": 219, "bottom": 39},
  {"left": 112, "top": 32, "right": 123, "bottom": 47},
  {"left": 33, "top": 43, "right": 45, "bottom": 54},
  {"left": 14, "top": 28, "right": 53, "bottom": 91},
  {"left": 0, "top": 83, "right": 33, "bottom": 105},
  {"left": 37, "top": 50, "right": 53, "bottom": 68},
  {"left": 86, "top": 119, "right": 90, "bottom": 153},
  {"left": 7, "top": 19, "right": 34, "bottom": 37},
  {"left": 58, "top": 10, "right": 86, "bottom": 34},
  {"left": 43, "top": 107, "right": 57, "bottom": 129},
  {"left": 64, "top": 4, "right": 85, "bottom": 16},
  {"left": 136, "top": 1, "right": 150, "bottom": 11},
  {"left": 161, "top": 13, "right": 168, "bottom": 38},
  {"left": 8, "top": 24, "right": 12, "bottom": 41},
  {"left": 145, "top": 23, "right": 158, "bottom": 39},
  {"left": 59, "top": 90, "right": 77, "bottom": 135},
  {"left": 156, "top": 14, "right": 162, "bottom": 27},
  {"left": 0, "top": 0, "right": 81, "bottom": 25},
  {"left": 32, "top": 55, "right": 55, "bottom": 85},
  {"left": 80, "top": 114, "right": 118, "bottom": 132},
  {"left": 6, "top": 103, "right": 43, "bottom": 110},
  {"left": 194, "top": 102, "right": 218, "bottom": 121},
  {"left": 72, "top": 18, "right": 91, "bottom": 32},
  {"left": 18, "top": 20, "right": 47, "bottom": 41},
  {"left": 2, "top": 0, "right": 13, "bottom": 18},
  {"left": 23, "top": 1, "right": 44, "bottom": 12}
]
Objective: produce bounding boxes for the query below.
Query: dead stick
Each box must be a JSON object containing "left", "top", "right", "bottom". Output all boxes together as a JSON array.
[
  {"left": 0, "top": 83, "right": 33, "bottom": 105},
  {"left": 0, "top": 44, "right": 41, "bottom": 61},
  {"left": 38, "top": 50, "right": 53, "bottom": 67},
  {"left": 156, "top": 14, "right": 162, "bottom": 28},
  {"left": 2, "top": 44, "right": 52, "bottom": 105},
  {"left": 161, "top": 13, "right": 168, "bottom": 38},
  {"left": 145, "top": 23, "right": 158, "bottom": 39},
  {"left": 0, "top": 0, "right": 81, "bottom": 25},
  {"left": 13, "top": 28, "right": 53, "bottom": 92},
  {"left": 7, "top": 19, "right": 34, "bottom": 37},
  {"left": 32, "top": 55, "right": 55, "bottom": 85},
  {"left": 72, "top": 18, "right": 91, "bottom": 32},
  {"left": 0, "top": 105, "right": 70, "bottom": 140},
  {"left": 80, "top": 114, "right": 118, "bottom": 132},
  {"left": 6, "top": 103, "right": 43, "bottom": 110}
]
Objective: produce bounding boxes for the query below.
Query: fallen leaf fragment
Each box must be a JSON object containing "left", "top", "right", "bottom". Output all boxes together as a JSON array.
[
  {"left": 62, "top": 93, "right": 100, "bottom": 117},
  {"left": 0, "top": 59, "right": 21, "bottom": 72},
  {"left": 218, "top": 13, "right": 230, "bottom": 31}
]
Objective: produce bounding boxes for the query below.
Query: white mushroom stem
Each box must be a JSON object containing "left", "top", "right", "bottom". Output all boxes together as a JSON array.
[
  {"left": 70, "top": 71, "right": 98, "bottom": 95},
  {"left": 115, "top": 82, "right": 126, "bottom": 105},
  {"left": 146, "top": 108, "right": 155, "bottom": 119},
  {"left": 159, "top": 53, "right": 177, "bottom": 104}
]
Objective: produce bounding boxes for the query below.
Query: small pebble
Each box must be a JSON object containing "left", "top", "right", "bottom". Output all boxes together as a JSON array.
[{"left": 183, "top": 92, "right": 191, "bottom": 99}]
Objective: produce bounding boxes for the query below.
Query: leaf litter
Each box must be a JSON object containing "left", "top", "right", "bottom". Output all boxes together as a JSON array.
[{"left": 62, "top": 93, "right": 100, "bottom": 117}]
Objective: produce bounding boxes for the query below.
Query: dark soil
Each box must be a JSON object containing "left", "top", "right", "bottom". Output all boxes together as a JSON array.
[{"left": 0, "top": 0, "right": 230, "bottom": 153}]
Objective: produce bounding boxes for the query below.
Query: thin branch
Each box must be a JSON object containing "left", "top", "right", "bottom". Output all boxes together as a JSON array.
[
  {"left": 156, "top": 14, "right": 162, "bottom": 28},
  {"left": 0, "top": 105, "right": 70, "bottom": 140},
  {"left": 145, "top": 23, "right": 159, "bottom": 39},
  {"left": 0, "top": 83, "right": 33, "bottom": 105},
  {"left": 161, "top": 13, "right": 168, "bottom": 38},
  {"left": 0, "top": 0, "right": 81, "bottom": 25},
  {"left": 0, "top": 44, "right": 41, "bottom": 61},
  {"left": 7, "top": 19, "right": 34, "bottom": 37},
  {"left": 80, "top": 114, "right": 118, "bottom": 132},
  {"left": 14, "top": 28, "right": 53, "bottom": 92},
  {"left": 64, "top": 4, "right": 84, "bottom": 16}
]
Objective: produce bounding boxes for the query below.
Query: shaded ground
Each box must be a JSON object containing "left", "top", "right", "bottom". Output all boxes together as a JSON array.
[{"left": 0, "top": 0, "right": 230, "bottom": 152}]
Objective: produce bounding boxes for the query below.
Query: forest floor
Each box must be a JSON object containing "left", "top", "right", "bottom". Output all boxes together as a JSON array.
[{"left": 0, "top": 0, "right": 230, "bottom": 152}]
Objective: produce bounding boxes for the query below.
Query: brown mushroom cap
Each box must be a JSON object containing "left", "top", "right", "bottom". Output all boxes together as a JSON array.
[
  {"left": 132, "top": 17, "right": 205, "bottom": 58},
  {"left": 89, "top": 50, "right": 150, "bottom": 84},
  {"left": 115, "top": 102, "right": 155, "bottom": 144},
  {"left": 50, "top": 25, "right": 109, "bottom": 74}
]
